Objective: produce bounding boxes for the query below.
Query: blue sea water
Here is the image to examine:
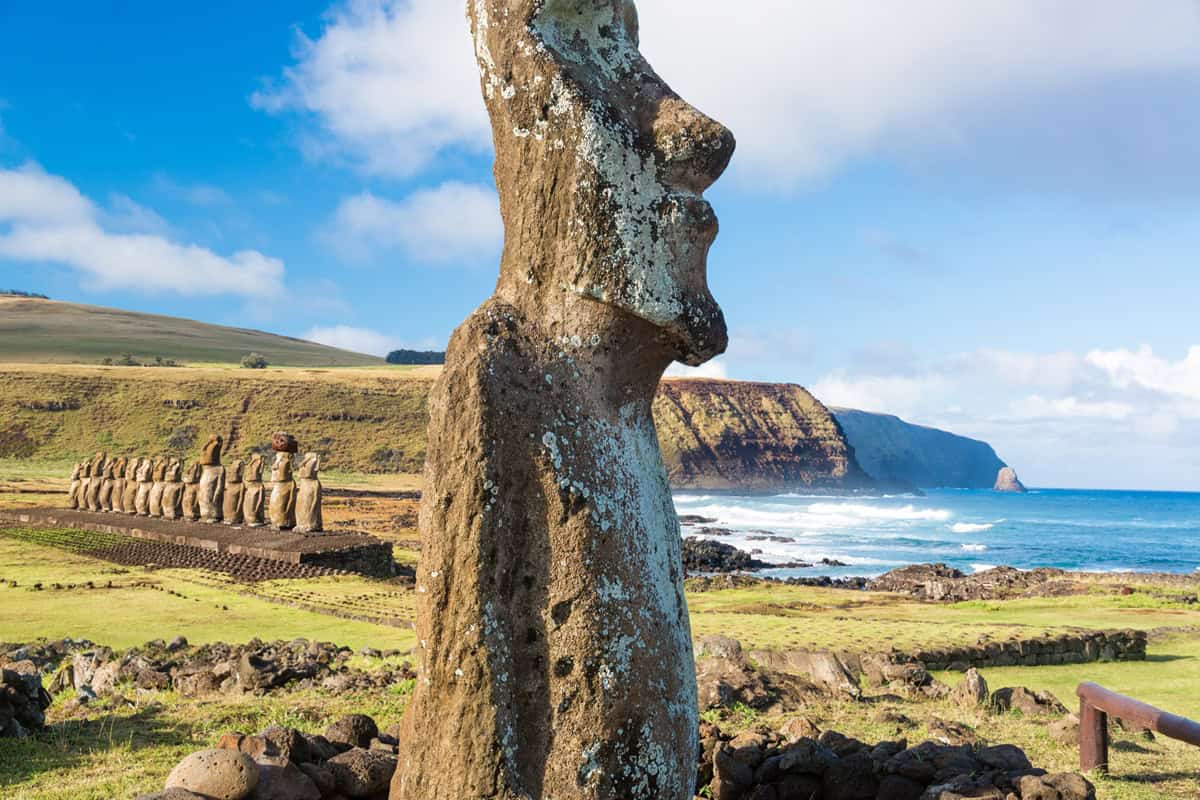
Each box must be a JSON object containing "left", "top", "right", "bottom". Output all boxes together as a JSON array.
[{"left": 672, "top": 489, "right": 1200, "bottom": 579}]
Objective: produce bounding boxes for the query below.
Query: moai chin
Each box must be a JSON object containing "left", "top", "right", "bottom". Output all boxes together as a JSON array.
[
  {"left": 197, "top": 434, "right": 225, "bottom": 523},
  {"left": 242, "top": 454, "right": 267, "bottom": 528},
  {"left": 268, "top": 452, "right": 296, "bottom": 531},
  {"left": 392, "top": 3, "right": 735, "bottom": 799},
  {"left": 223, "top": 459, "right": 245, "bottom": 525},
  {"left": 294, "top": 452, "right": 323, "bottom": 533}
]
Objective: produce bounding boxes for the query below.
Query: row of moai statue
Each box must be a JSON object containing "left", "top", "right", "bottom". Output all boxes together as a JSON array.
[{"left": 65, "top": 433, "right": 323, "bottom": 533}]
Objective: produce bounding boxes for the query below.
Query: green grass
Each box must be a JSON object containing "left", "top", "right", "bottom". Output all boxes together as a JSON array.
[
  {"left": 0, "top": 297, "right": 385, "bottom": 367},
  {"left": 0, "top": 534, "right": 415, "bottom": 651}
]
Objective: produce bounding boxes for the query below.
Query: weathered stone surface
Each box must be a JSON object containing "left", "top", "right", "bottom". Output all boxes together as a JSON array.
[
  {"left": 1016, "top": 773, "right": 1096, "bottom": 800},
  {"left": 199, "top": 434, "right": 225, "bottom": 523},
  {"left": 122, "top": 458, "right": 140, "bottom": 514},
  {"left": 328, "top": 748, "right": 396, "bottom": 797},
  {"left": 66, "top": 462, "right": 82, "bottom": 509},
  {"left": 242, "top": 454, "right": 267, "bottom": 528},
  {"left": 223, "top": 459, "right": 245, "bottom": 525},
  {"left": 392, "top": 2, "right": 734, "bottom": 799},
  {"left": 326, "top": 714, "right": 378, "bottom": 750},
  {"left": 110, "top": 456, "right": 128, "bottom": 513},
  {"left": 994, "top": 466, "right": 1027, "bottom": 493},
  {"left": 991, "top": 686, "right": 1068, "bottom": 717},
  {"left": 87, "top": 452, "right": 107, "bottom": 511},
  {"left": 268, "top": 453, "right": 295, "bottom": 530},
  {"left": 294, "top": 452, "right": 323, "bottom": 533},
  {"left": 165, "top": 749, "right": 258, "bottom": 800}
]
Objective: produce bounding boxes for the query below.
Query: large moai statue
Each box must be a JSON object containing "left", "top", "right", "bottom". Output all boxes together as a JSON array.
[
  {"left": 161, "top": 459, "right": 184, "bottom": 520},
  {"left": 392, "top": 3, "right": 734, "bottom": 799},
  {"left": 97, "top": 459, "right": 116, "bottom": 512},
  {"left": 148, "top": 457, "right": 168, "bottom": 518},
  {"left": 294, "top": 453, "right": 323, "bottom": 533},
  {"left": 223, "top": 459, "right": 245, "bottom": 525},
  {"left": 86, "top": 452, "right": 107, "bottom": 511},
  {"left": 197, "top": 434, "right": 225, "bottom": 523},
  {"left": 242, "top": 454, "right": 267, "bottom": 528},
  {"left": 122, "top": 459, "right": 141, "bottom": 514},
  {"left": 268, "top": 453, "right": 296, "bottom": 531},
  {"left": 134, "top": 458, "right": 154, "bottom": 516},
  {"left": 181, "top": 462, "right": 202, "bottom": 522},
  {"left": 110, "top": 457, "right": 128, "bottom": 513},
  {"left": 75, "top": 461, "right": 91, "bottom": 510},
  {"left": 67, "top": 463, "right": 82, "bottom": 510}
]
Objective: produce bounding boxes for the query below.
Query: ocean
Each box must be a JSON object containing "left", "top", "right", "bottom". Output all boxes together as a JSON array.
[{"left": 673, "top": 488, "right": 1200, "bottom": 578}]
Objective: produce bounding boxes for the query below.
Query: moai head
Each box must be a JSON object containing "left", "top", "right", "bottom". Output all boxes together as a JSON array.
[
  {"left": 182, "top": 461, "right": 202, "bottom": 483},
  {"left": 270, "top": 452, "right": 293, "bottom": 482},
  {"left": 297, "top": 452, "right": 321, "bottom": 479},
  {"left": 246, "top": 453, "right": 265, "bottom": 482},
  {"left": 469, "top": 0, "right": 735, "bottom": 368},
  {"left": 200, "top": 434, "right": 223, "bottom": 467},
  {"left": 92, "top": 451, "right": 108, "bottom": 474},
  {"left": 227, "top": 459, "right": 244, "bottom": 483},
  {"left": 70, "top": 463, "right": 81, "bottom": 481},
  {"left": 166, "top": 459, "right": 182, "bottom": 482},
  {"left": 112, "top": 456, "right": 127, "bottom": 477},
  {"left": 124, "top": 458, "right": 138, "bottom": 480},
  {"left": 152, "top": 457, "right": 168, "bottom": 482}
]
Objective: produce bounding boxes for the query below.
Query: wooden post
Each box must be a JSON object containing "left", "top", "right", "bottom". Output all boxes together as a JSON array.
[{"left": 1079, "top": 697, "right": 1109, "bottom": 773}]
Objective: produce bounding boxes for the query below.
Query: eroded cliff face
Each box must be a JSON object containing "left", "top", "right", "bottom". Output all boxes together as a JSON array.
[{"left": 654, "top": 379, "right": 874, "bottom": 492}]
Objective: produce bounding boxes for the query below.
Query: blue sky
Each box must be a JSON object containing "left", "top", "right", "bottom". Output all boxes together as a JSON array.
[{"left": 2, "top": 1, "right": 1200, "bottom": 490}]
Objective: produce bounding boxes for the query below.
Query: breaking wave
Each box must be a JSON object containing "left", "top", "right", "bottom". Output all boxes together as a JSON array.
[
  {"left": 950, "top": 522, "right": 995, "bottom": 534},
  {"left": 961, "top": 544, "right": 988, "bottom": 552}
]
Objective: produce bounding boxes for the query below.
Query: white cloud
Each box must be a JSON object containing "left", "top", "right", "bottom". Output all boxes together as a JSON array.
[
  {"left": 812, "top": 371, "right": 951, "bottom": 418},
  {"left": 253, "top": 0, "right": 486, "bottom": 177},
  {"left": 304, "top": 324, "right": 396, "bottom": 356},
  {"left": 257, "top": 1, "right": 1200, "bottom": 189},
  {"left": 666, "top": 358, "right": 729, "bottom": 380},
  {"left": 1008, "top": 394, "right": 1134, "bottom": 420},
  {"left": 0, "top": 163, "right": 283, "bottom": 297},
  {"left": 1087, "top": 345, "right": 1200, "bottom": 400},
  {"left": 322, "top": 181, "right": 501, "bottom": 264}
]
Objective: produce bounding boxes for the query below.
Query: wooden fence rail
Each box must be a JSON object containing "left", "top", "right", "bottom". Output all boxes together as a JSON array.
[{"left": 1077, "top": 682, "right": 1200, "bottom": 772}]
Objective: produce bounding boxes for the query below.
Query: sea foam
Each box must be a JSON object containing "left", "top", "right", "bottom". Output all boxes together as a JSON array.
[
  {"left": 961, "top": 544, "right": 988, "bottom": 552},
  {"left": 950, "top": 522, "right": 994, "bottom": 534}
]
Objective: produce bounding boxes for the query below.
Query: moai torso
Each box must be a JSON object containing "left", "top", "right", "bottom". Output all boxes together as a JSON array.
[
  {"left": 67, "top": 463, "right": 82, "bottom": 510},
  {"left": 134, "top": 459, "right": 154, "bottom": 516},
  {"left": 98, "top": 461, "right": 116, "bottom": 512},
  {"left": 181, "top": 462, "right": 201, "bottom": 521},
  {"left": 392, "top": 3, "right": 734, "bottom": 799},
  {"left": 161, "top": 460, "right": 183, "bottom": 520},
  {"left": 294, "top": 453, "right": 323, "bottom": 533},
  {"left": 242, "top": 455, "right": 266, "bottom": 528},
  {"left": 122, "top": 459, "right": 140, "bottom": 514},
  {"left": 222, "top": 459, "right": 245, "bottom": 525},
  {"left": 147, "top": 458, "right": 168, "bottom": 518},
  {"left": 197, "top": 434, "right": 225, "bottom": 523},
  {"left": 76, "top": 462, "right": 91, "bottom": 510},
  {"left": 268, "top": 453, "right": 296, "bottom": 530}
]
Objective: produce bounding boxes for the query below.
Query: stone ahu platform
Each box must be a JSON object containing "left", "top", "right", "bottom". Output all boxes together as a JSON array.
[{"left": 0, "top": 508, "right": 394, "bottom": 578}]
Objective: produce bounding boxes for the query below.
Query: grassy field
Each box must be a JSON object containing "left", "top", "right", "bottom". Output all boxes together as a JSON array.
[
  {"left": 1, "top": 523, "right": 1198, "bottom": 798},
  {"left": 0, "top": 297, "right": 386, "bottom": 367}
]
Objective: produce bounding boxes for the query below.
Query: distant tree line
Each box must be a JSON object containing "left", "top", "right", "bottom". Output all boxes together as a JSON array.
[
  {"left": 99, "top": 353, "right": 180, "bottom": 367},
  {"left": 1, "top": 289, "right": 49, "bottom": 299},
  {"left": 386, "top": 349, "right": 445, "bottom": 365}
]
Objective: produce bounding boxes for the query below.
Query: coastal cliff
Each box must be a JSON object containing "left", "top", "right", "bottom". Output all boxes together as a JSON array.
[
  {"left": 655, "top": 379, "right": 874, "bottom": 492},
  {"left": 832, "top": 408, "right": 1006, "bottom": 489}
]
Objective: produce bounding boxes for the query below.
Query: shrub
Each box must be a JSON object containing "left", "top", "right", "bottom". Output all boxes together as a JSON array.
[
  {"left": 241, "top": 352, "right": 269, "bottom": 369},
  {"left": 385, "top": 349, "right": 445, "bottom": 365}
]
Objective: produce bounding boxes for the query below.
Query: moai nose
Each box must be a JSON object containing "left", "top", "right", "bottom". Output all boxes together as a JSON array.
[{"left": 652, "top": 95, "right": 736, "bottom": 195}]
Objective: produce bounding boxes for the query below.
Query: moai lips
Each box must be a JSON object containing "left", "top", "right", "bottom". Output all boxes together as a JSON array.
[{"left": 392, "top": 3, "right": 734, "bottom": 799}]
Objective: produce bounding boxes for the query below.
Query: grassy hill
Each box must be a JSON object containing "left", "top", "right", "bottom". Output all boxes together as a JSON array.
[{"left": 0, "top": 297, "right": 384, "bottom": 367}]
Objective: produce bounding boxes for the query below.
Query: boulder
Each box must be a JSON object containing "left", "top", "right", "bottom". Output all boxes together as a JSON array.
[
  {"left": 324, "top": 714, "right": 379, "bottom": 750},
  {"left": 165, "top": 749, "right": 258, "bottom": 800},
  {"left": 1015, "top": 773, "right": 1096, "bottom": 800},
  {"left": 991, "top": 687, "right": 1068, "bottom": 717},
  {"left": 951, "top": 669, "right": 989, "bottom": 709},
  {"left": 248, "top": 756, "right": 321, "bottom": 800},
  {"left": 326, "top": 748, "right": 396, "bottom": 797},
  {"left": 994, "top": 467, "right": 1027, "bottom": 493}
]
